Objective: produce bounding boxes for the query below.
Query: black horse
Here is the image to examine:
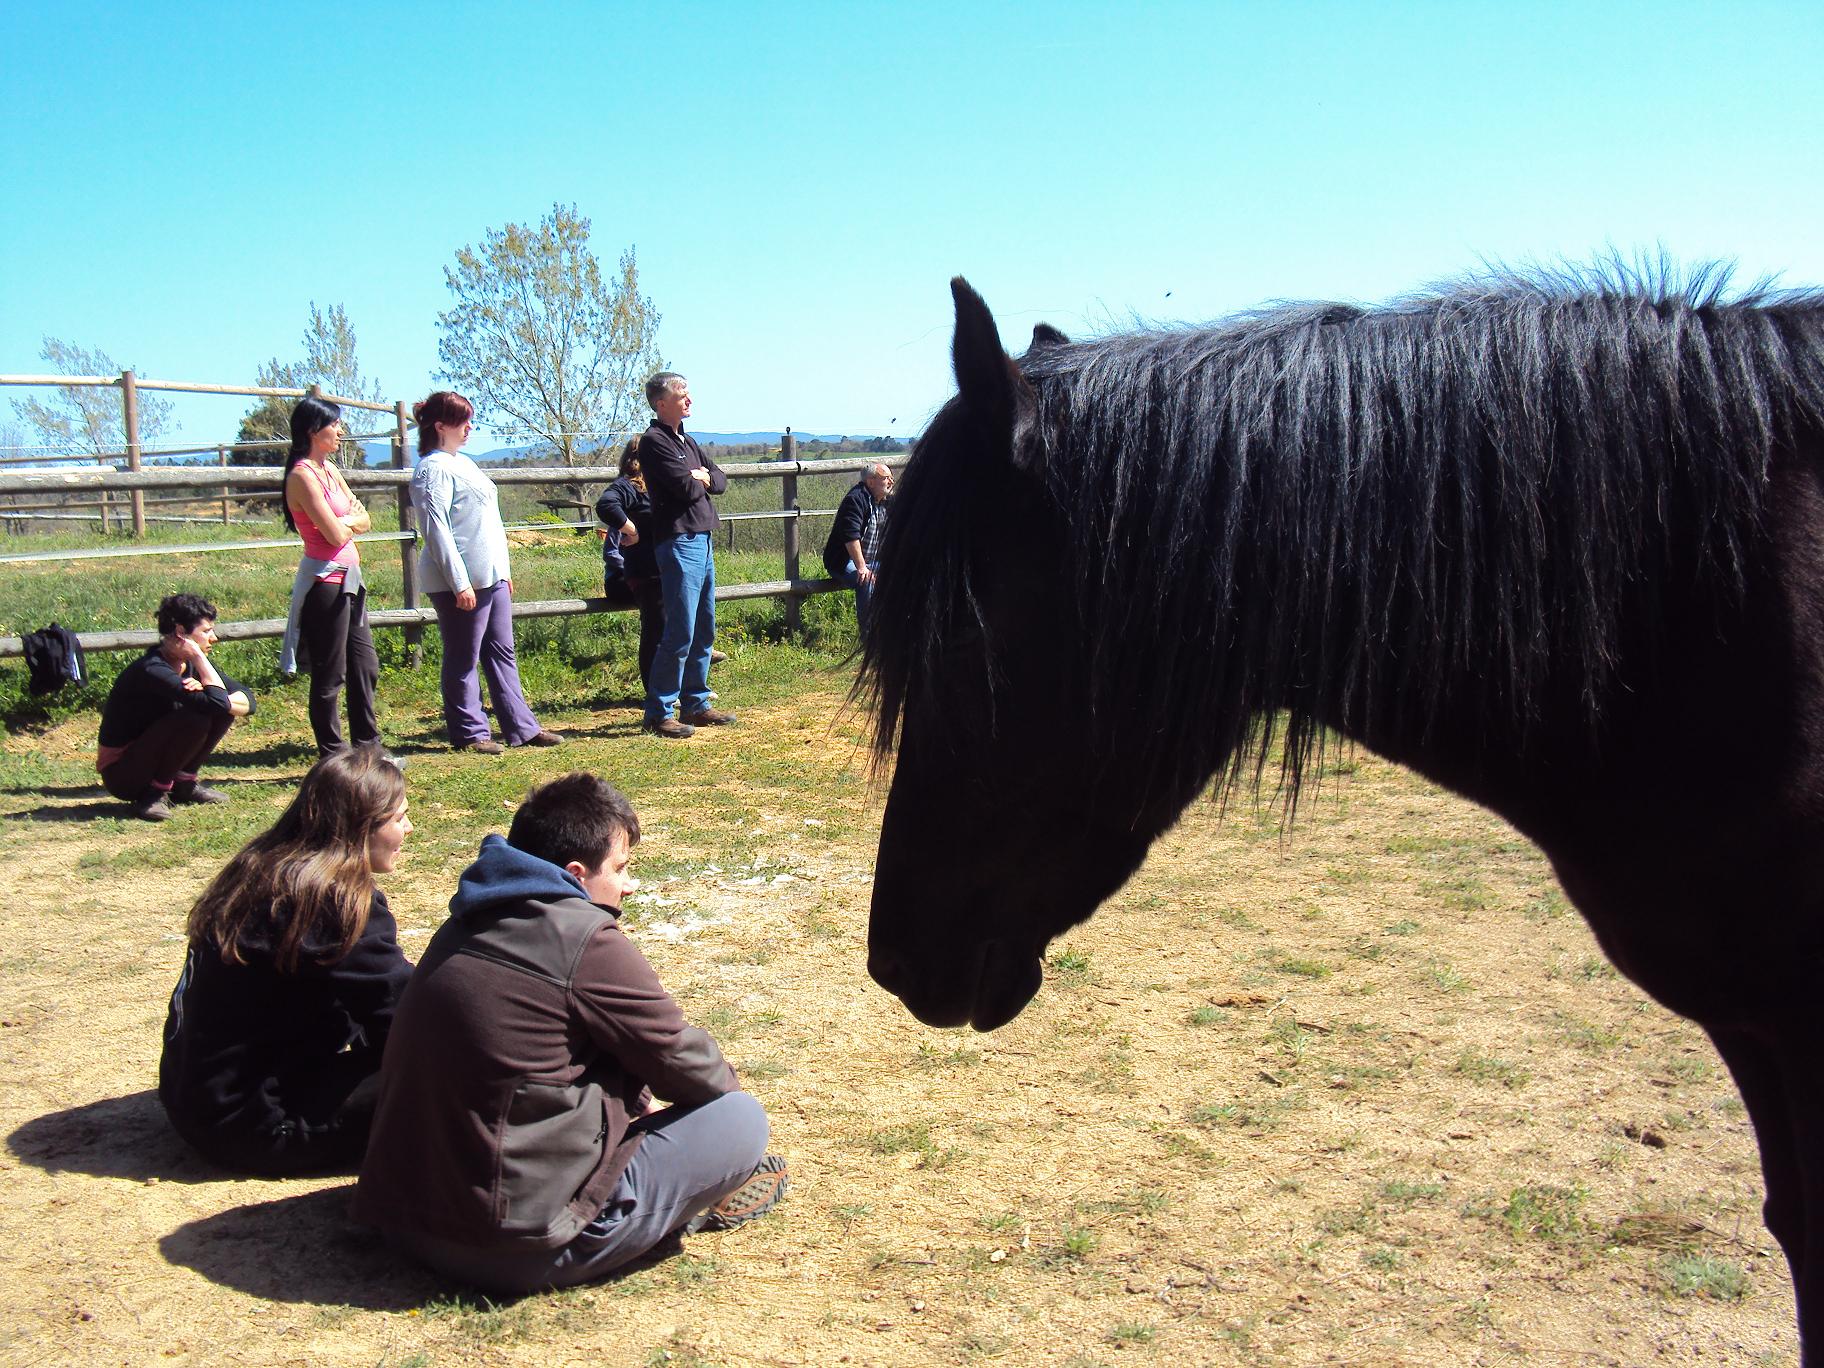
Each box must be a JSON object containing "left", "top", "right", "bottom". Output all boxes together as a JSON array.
[{"left": 861, "top": 269, "right": 1824, "bottom": 1355}]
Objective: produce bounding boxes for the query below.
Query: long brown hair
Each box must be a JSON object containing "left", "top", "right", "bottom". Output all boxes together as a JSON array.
[
  {"left": 618, "top": 436, "right": 646, "bottom": 493},
  {"left": 186, "top": 746, "right": 406, "bottom": 972}
]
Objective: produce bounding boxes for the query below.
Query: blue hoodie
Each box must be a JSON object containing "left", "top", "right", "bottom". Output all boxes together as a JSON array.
[{"left": 450, "top": 833, "right": 596, "bottom": 919}]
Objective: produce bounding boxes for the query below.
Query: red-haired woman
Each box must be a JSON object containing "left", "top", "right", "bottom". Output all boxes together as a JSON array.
[
  {"left": 409, "top": 391, "right": 561, "bottom": 753},
  {"left": 158, "top": 745, "right": 413, "bottom": 1174}
]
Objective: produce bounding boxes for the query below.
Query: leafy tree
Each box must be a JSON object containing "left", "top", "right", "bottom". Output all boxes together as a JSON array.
[
  {"left": 234, "top": 303, "right": 385, "bottom": 467},
  {"left": 11, "top": 337, "right": 176, "bottom": 457},
  {"left": 436, "top": 204, "right": 660, "bottom": 493}
]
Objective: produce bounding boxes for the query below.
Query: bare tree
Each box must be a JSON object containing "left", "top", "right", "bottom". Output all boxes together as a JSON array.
[
  {"left": 11, "top": 338, "right": 176, "bottom": 457},
  {"left": 236, "top": 303, "right": 386, "bottom": 467},
  {"left": 436, "top": 204, "right": 661, "bottom": 493}
]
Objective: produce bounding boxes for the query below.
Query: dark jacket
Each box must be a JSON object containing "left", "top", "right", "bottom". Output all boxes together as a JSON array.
[
  {"left": 98, "top": 647, "right": 253, "bottom": 750},
  {"left": 23, "top": 623, "right": 86, "bottom": 696},
  {"left": 355, "top": 835, "right": 738, "bottom": 1249},
  {"left": 595, "top": 476, "right": 658, "bottom": 580},
  {"left": 640, "top": 421, "right": 727, "bottom": 541},
  {"left": 822, "top": 479, "right": 885, "bottom": 579},
  {"left": 158, "top": 891, "right": 411, "bottom": 1144}
]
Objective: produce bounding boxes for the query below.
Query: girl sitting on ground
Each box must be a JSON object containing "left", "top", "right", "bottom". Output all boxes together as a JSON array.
[{"left": 157, "top": 744, "right": 413, "bottom": 1175}]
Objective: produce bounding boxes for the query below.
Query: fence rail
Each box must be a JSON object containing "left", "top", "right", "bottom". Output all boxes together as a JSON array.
[{"left": 0, "top": 433, "right": 904, "bottom": 660}]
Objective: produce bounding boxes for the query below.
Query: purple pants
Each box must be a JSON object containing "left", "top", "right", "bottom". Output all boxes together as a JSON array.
[{"left": 429, "top": 582, "right": 542, "bottom": 746}]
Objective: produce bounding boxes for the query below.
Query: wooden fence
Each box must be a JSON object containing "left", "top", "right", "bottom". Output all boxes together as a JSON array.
[
  {"left": 0, "top": 447, "right": 904, "bottom": 662},
  {"left": 0, "top": 372, "right": 400, "bottom": 537},
  {"left": 0, "top": 371, "right": 905, "bottom": 661}
]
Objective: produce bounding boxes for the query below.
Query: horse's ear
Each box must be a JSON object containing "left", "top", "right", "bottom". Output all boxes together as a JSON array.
[
  {"left": 950, "top": 277, "right": 1043, "bottom": 474},
  {"left": 1029, "top": 322, "right": 1069, "bottom": 349}
]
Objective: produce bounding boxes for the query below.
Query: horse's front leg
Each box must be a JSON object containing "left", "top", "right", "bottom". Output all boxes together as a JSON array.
[{"left": 1706, "top": 1021, "right": 1820, "bottom": 1363}]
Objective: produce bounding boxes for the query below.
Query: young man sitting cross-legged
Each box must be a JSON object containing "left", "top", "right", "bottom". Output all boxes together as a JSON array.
[{"left": 356, "top": 771, "right": 786, "bottom": 1292}]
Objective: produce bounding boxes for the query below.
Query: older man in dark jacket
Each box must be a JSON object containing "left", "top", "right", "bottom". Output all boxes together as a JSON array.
[
  {"left": 821, "top": 463, "right": 893, "bottom": 630},
  {"left": 356, "top": 773, "right": 785, "bottom": 1292}
]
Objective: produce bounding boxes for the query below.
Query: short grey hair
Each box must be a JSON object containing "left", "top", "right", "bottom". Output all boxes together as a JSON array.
[{"left": 645, "top": 371, "right": 688, "bottom": 408}]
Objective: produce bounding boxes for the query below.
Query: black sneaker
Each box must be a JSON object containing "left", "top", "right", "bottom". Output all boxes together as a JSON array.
[
  {"left": 171, "top": 782, "right": 228, "bottom": 805},
  {"left": 131, "top": 793, "right": 174, "bottom": 822}
]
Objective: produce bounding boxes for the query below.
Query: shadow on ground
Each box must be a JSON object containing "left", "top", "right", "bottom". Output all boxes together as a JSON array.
[
  {"left": 159, "top": 1186, "right": 440, "bottom": 1310},
  {"left": 160, "top": 1185, "right": 684, "bottom": 1308},
  {"left": 7, "top": 1090, "right": 220, "bottom": 1183},
  {"left": 2, "top": 799, "right": 130, "bottom": 823}
]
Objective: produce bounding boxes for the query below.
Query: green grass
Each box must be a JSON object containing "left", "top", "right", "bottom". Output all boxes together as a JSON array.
[
  {"left": 1664, "top": 1254, "right": 1748, "bottom": 1301},
  {"left": 1498, "top": 1183, "right": 1587, "bottom": 1242},
  {"left": 1453, "top": 1047, "right": 1532, "bottom": 1089},
  {"left": 0, "top": 497, "right": 865, "bottom": 733}
]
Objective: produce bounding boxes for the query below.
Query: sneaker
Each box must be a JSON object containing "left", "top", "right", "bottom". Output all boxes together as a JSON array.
[
  {"left": 170, "top": 782, "right": 228, "bottom": 805},
  {"left": 680, "top": 707, "right": 736, "bottom": 727},
  {"left": 685, "top": 1155, "right": 789, "bottom": 1234},
  {"left": 515, "top": 730, "right": 564, "bottom": 748},
  {"left": 455, "top": 738, "right": 505, "bottom": 755},
  {"left": 644, "top": 718, "right": 696, "bottom": 740},
  {"left": 131, "top": 793, "right": 173, "bottom": 823}
]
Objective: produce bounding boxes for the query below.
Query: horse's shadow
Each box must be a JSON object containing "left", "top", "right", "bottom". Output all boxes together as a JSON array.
[{"left": 7, "top": 1090, "right": 218, "bottom": 1183}]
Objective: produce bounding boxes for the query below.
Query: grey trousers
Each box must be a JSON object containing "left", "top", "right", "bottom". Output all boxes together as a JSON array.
[{"left": 390, "top": 1090, "right": 769, "bottom": 1295}]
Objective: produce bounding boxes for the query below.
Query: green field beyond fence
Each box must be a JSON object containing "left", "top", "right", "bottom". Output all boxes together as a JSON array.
[{"left": 0, "top": 469, "right": 873, "bottom": 731}]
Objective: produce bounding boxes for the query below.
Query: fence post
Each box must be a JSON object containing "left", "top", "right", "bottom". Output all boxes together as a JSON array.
[
  {"left": 780, "top": 428, "right": 801, "bottom": 635},
  {"left": 218, "top": 445, "right": 230, "bottom": 524},
  {"left": 121, "top": 369, "right": 146, "bottom": 536},
  {"left": 394, "top": 401, "right": 422, "bottom": 665}
]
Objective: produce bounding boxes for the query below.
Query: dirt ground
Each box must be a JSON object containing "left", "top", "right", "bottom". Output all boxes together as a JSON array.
[{"left": 0, "top": 693, "right": 1799, "bottom": 1367}]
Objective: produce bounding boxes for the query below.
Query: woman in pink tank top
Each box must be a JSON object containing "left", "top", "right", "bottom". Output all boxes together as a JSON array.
[{"left": 285, "top": 397, "right": 381, "bottom": 755}]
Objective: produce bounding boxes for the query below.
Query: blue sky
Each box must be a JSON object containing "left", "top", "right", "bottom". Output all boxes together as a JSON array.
[{"left": 3, "top": 1, "right": 1821, "bottom": 452}]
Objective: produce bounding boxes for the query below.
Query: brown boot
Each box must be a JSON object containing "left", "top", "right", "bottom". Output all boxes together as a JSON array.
[
  {"left": 644, "top": 718, "right": 696, "bottom": 739},
  {"left": 680, "top": 707, "right": 736, "bottom": 727}
]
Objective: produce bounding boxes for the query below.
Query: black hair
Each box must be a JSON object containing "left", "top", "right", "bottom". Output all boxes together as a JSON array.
[
  {"left": 283, "top": 395, "right": 344, "bottom": 534},
  {"left": 508, "top": 772, "right": 642, "bottom": 871},
  {"left": 156, "top": 592, "right": 218, "bottom": 637}
]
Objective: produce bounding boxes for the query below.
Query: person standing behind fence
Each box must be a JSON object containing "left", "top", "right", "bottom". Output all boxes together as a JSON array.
[
  {"left": 410, "top": 391, "right": 563, "bottom": 755},
  {"left": 821, "top": 462, "right": 893, "bottom": 632},
  {"left": 596, "top": 438, "right": 666, "bottom": 691},
  {"left": 639, "top": 372, "right": 734, "bottom": 739},
  {"left": 279, "top": 396, "right": 380, "bottom": 757}
]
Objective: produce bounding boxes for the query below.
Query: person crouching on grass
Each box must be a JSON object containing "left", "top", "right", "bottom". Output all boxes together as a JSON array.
[
  {"left": 97, "top": 592, "right": 254, "bottom": 822},
  {"left": 356, "top": 771, "right": 787, "bottom": 1293},
  {"left": 158, "top": 744, "right": 413, "bottom": 1175}
]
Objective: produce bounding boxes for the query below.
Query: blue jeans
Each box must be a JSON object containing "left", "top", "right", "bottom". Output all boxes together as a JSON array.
[
  {"left": 646, "top": 533, "right": 716, "bottom": 724},
  {"left": 387, "top": 1091, "right": 770, "bottom": 1294},
  {"left": 841, "top": 560, "right": 879, "bottom": 631}
]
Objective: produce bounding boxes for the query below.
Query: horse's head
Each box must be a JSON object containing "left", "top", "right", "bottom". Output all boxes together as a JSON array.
[{"left": 862, "top": 280, "right": 1204, "bottom": 1031}]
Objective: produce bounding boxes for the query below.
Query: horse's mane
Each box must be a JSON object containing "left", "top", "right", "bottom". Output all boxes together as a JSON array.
[{"left": 863, "top": 263, "right": 1824, "bottom": 809}]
